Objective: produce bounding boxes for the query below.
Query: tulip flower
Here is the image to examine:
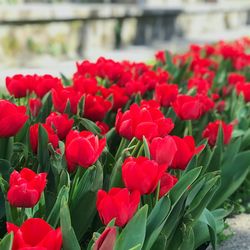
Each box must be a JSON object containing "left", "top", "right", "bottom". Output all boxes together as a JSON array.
[
  {"left": 236, "top": 82, "right": 250, "bottom": 102},
  {"left": 7, "top": 168, "right": 47, "bottom": 208},
  {"left": 96, "top": 188, "right": 140, "bottom": 227},
  {"left": 149, "top": 136, "right": 177, "bottom": 166},
  {"left": 52, "top": 87, "right": 83, "bottom": 114},
  {"left": 6, "top": 74, "right": 32, "bottom": 98},
  {"left": 0, "top": 100, "right": 28, "bottom": 137},
  {"left": 228, "top": 72, "right": 245, "bottom": 85},
  {"left": 122, "top": 156, "right": 167, "bottom": 195},
  {"left": 83, "top": 94, "right": 112, "bottom": 121},
  {"left": 65, "top": 130, "right": 106, "bottom": 172},
  {"left": 159, "top": 173, "right": 178, "bottom": 198},
  {"left": 29, "top": 123, "right": 59, "bottom": 153},
  {"left": 73, "top": 74, "right": 98, "bottom": 95},
  {"left": 172, "top": 94, "right": 214, "bottom": 120},
  {"left": 46, "top": 112, "right": 74, "bottom": 140},
  {"left": 170, "top": 136, "right": 204, "bottom": 170},
  {"left": 202, "top": 120, "right": 233, "bottom": 147},
  {"left": 29, "top": 98, "right": 42, "bottom": 117},
  {"left": 155, "top": 84, "right": 178, "bottom": 107},
  {"left": 34, "top": 74, "right": 62, "bottom": 98},
  {"left": 7, "top": 218, "right": 62, "bottom": 250},
  {"left": 115, "top": 103, "right": 174, "bottom": 141}
]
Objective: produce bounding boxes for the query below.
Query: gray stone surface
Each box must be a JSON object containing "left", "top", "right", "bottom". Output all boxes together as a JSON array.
[{"left": 207, "top": 213, "right": 250, "bottom": 250}]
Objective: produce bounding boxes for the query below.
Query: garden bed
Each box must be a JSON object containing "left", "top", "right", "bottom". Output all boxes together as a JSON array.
[{"left": 0, "top": 37, "right": 250, "bottom": 250}]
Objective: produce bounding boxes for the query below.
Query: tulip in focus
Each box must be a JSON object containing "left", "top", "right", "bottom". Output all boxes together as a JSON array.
[
  {"left": 46, "top": 112, "right": 74, "bottom": 140},
  {"left": 149, "top": 136, "right": 177, "bottom": 166},
  {"left": 7, "top": 218, "right": 62, "bottom": 250},
  {"left": 122, "top": 156, "right": 167, "bottom": 195},
  {"left": 0, "top": 100, "right": 28, "bottom": 137},
  {"left": 170, "top": 136, "right": 204, "bottom": 170},
  {"left": 7, "top": 168, "right": 47, "bottom": 208},
  {"left": 65, "top": 130, "right": 106, "bottom": 172},
  {"left": 96, "top": 188, "right": 140, "bottom": 227}
]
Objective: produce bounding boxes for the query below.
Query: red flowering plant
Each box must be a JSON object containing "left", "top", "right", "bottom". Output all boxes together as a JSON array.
[{"left": 1, "top": 38, "right": 250, "bottom": 250}]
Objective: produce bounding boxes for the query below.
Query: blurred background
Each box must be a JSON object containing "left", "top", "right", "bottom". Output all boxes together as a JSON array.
[{"left": 0, "top": 0, "right": 250, "bottom": 79}]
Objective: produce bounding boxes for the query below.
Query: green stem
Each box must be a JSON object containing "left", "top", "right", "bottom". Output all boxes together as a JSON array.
[
  {"left": 115, "top": 137, "right": 128, "bottom": 160},
  {"left": 155, "top": 181, "right": 161, "bottom": 204}
]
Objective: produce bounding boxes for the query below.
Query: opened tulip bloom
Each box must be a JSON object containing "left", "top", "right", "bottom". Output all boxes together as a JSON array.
[
  {"left": 149, "top": 136, "right": 177, "bottom": 166},
  {"left": 202, "top": 120, "right": 233, "bottom": 147},
  {"left": 65, "top": 130, "right": 106, "bottom": 172},
  {"left": 7, "top": 168, "right": 47, "bottom": 208},
  {"left": 96, "top": 188, "right": 140, "bottom": 227},
  {"left": 122, "top": 156, "right": 167, "bottom": 195},
  {"left": 0, "top": 100, "right": 28, "bottom": 137},
  {"left": 46, "top": 112, "right": 74, "bottom": 140},
  {"left": 115, "top": 103, "right": 174, "bottom": 141},
  {"left": 155, "top": 84, "right": 178, "bottom": 107},
  {"left": 7, "top": 218, "right": 62, "bottom": 250}
]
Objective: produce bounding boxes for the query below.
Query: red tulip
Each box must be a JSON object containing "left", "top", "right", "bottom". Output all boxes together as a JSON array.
[
  {"left": 202, "top": 120, "right": 233, "bottom": 147},
  {"left": 100, "top": 85, "right": 129, "bottom": 110},
  {"left": 155, "top": 84, "right": 178, "bottom": 107},
  {"left": 159, "top": 173, "right": 178, "bottom": 198},
  {"left": 149, "top": 136, "right": 177, "bottom": 165},
  {"left": 236, "top": 82, "right": 250, "bottom": 102},
  {"left": 172, "top": 95, "right": 214, "bottom": 120},
  {"left": 115, "top": 104, "right": 174, "bottom": 141},
  {"left": 7, "top": 218, "right": 62, "bottom": 250},
  {"left": 96, "top": 188, "right": 140, "bottom": 227},
  {"left": 52, "top": 87, "right": 82, "bottom": 114},
  {"left": 34, "top": 74, "right": 62, "bottom": 98},
  {"left": 228, "top": 72, "right": 245, "bottom": 85},
  {"left": 122, "top": 156, "right": 167, "bottom": 195},
  {"left": 73, "top": 74, "right": 98, "bottom": 95},
  {"left": 29, "top": 98, "right": 42, "bottom": 117},
  {"left": 6, "top": 74, "right": 33, "bottom": 98},
  {"left": 93, "top": 227, "right": 116, "bottom": 250},
  {"left": 83, "top": 94, "right": 112, "bottom": 121},
  {"left": 170, "top": 136, "right": 204, "bottom": 170},
  {"left": 96, "top": 121, "right": 109, "bottom": 135},
  {"left": 187, "top": 78, "right": 211, "bottom": 95},
  {"left": 45, "top": 112, "right": 74, "bottom": 140},
  {"left": 7, "top": 168, "right": 47, "bottom": 208},
  {"left": 65, "top": 130, "right": 106, "bottom": 172},
  {"left": 0, "top": 100, "right": 28, "bottom": 137},
  {"left": 29, "top": 123, "right": 59, "bottom": 153}
]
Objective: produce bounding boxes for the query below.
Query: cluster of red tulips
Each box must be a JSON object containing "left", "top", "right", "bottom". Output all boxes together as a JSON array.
[{"left": 1, "top": 37, "right": 250, "bottom": 250}]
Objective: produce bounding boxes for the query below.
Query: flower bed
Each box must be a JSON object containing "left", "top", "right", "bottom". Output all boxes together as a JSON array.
[{"left": 1, "top": 38, "right": 250, "bottom": 250}]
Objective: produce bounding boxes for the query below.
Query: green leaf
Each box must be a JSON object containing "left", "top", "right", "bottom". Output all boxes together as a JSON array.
[
  {"left": 142, "top": 136, "right": 150, "bottom": 158},
  {"left": 60, "top": 73, "right": 72, "bottom": 86},
  {"left": 209, "top": 150, "right": 250, "bottom": 209},
  {"left": 47, "top": 186, "right": 69, "bottom": 227},
  {"left": 179, "top": 225, "right": 195, "bottom": 250},
  {"left": 79, "top": 118, "right": 101, "bottom": 135},
  {"left": 143, "top": 197, "right": 171, "bottom": 250},
  {"left": 199, "top": 209, "right": 218, "bottom": 250},
  {"left": 60, "top": 199, "right": 81, "bottom": 250},
  {"left": 0, "top": 233, "right": 13, "bottom": 250},
  {"left": 36, "top": 92, "right": 52, "bottom": 123},
  {"left": 70, "top": 164, "right": 103, "bottom": 240},
  {"left": 169, "top": 167, "right": 202, "bottom": 206},
  {"left": 0, "top": 137, "right": 13, "bottom": 161},
  {"left": 115, "top": 205, "right": 148, "bottom": 250}
]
